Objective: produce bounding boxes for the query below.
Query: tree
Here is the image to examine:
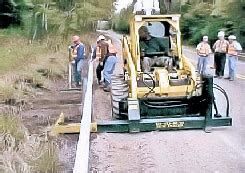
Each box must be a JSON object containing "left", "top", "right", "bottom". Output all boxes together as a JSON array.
[{"left": 27, "top": 0, "right": 116, "bottom": 40}]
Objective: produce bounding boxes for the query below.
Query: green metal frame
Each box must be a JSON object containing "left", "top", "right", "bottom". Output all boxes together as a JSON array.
[
  {"left": 93, "top": 116, "right": 232, "bottom": 133},
  {"left": 99, "top": 75, "right": 232, "bottom": 133},
  {"left": 51, "top": 75, "right": 232, "bottom": 134}
]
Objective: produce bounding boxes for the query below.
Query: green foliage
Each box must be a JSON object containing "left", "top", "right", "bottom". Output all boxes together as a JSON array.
[
  {"left": 0, "top": 113, "right": 59, "bottom": 172},
  {"left": 112, "top": 5, "right": 133, "bottom": 34},
  {"left": 180, "top": 0, "right": 245, "bottom": 48},
  {"left": 0, "top": 31, "right": 68, "bottom": 104},
  {"left": 0, "top": 114, "right": 25, "bottom": 142},
  {"left": 12, "top": 0, "right": 116, "bottom": 41}
]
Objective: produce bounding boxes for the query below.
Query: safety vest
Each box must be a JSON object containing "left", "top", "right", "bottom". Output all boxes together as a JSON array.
[
  {"left": 198, "top": 43, "right": 210, "bottom": 56},
  {"left": 72, "top": 44, "right": 80, "bottom": 55},
  {"left": 228, "top": 43, "right": 238, "bottom": 56},
  {"left": 214, "top": 40, "right": 228, "bottom": 53}
]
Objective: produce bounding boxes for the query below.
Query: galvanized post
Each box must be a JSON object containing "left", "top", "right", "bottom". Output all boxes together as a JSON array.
[
  {"left": 127, "top": 99, "right": 141, "bottom": 132},
  {"left": 202, "top": 75, "right": 214, "bottom": 133}
]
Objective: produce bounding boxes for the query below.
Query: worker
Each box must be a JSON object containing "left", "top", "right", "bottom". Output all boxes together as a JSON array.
[
  {"left": 212, "top": 31, "right": 229, "bottom": 78},
  {"left": 71, "top": 35, "right": 85, "bottom": 87},
  {"left": 224, "top": 35, "right": 242, "bottom": 81},
  {"left": 139, "top": 26, "right": 168, "bottom": 72},
  {"left": 196, "top": 36, "right": 212, "bottom": 75},
  {"left": 96, "top": 35, "right": 109, "bottom": 85},
  {"left": 103, "top": 39, "right": 118, "bottom": 92}
]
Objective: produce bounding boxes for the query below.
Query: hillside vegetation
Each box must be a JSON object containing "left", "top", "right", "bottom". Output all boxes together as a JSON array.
[
  {"left": 0, "top": 0, "right": 115, "bottom": 171},
  {"left": 113, "top": 0, "right": 245, "bottom": 48}
]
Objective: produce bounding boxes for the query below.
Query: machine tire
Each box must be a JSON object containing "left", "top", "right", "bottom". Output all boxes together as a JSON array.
[{"left": 111, "top": 74, "right": 129, "bottom": 119}]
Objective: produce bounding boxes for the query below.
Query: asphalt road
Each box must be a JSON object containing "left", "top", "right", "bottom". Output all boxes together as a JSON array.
[{"left": 90, "top": 30, "right": 245, "bottom": 173}]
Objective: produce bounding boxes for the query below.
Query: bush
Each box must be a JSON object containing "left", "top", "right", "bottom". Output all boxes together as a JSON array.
[{"left": 114, "top": 17, "right": 129, "bottom": 33}]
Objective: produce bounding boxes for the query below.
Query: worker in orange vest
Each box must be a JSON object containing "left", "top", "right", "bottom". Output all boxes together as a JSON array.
[
  {"left": 196, "top": 36, "right": 212, "bottom": 75},
  {"left": 212, "top": 31, "right": 229, "bottom": 78},
  {"left": 224, "top": 35, "right": 242, "bottom": 81}
]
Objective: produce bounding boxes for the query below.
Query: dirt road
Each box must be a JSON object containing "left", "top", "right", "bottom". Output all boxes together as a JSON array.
[{"left": 89, "top": 30, "right": 245, "bottom": 172}]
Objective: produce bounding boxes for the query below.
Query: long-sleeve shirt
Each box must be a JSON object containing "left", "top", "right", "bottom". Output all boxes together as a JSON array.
[
  {"left": 71, "top": 43, "right": 85, "bottom": 63},
  {"left": 97, "top": 40, "right": 109, "bottom": 62},
  {"left": 227, "top": 41, "right": 242, "bottom": 56}
]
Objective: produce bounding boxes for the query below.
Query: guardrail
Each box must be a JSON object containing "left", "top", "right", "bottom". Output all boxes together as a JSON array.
[{"left": 73, "top": 49, "right": 94, "bottom": 173}]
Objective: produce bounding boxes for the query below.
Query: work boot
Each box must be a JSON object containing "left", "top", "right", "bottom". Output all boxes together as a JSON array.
[
  {"left": 76, "top": 82, "right": 81, "bottom": 88},
  {"left": 103, "top": 85, "right": 110, "bottom": 92},
  {"left": 99, "top": 82, "right": 106, "bottom": 88},
  {"left": 214, "top": 114, "right": 222, "bottom": 118},
  {"left": 224, "top": 77, "right": 230, "bottom": 80}
]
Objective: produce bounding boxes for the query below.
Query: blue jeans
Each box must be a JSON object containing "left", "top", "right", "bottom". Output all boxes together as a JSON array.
[
  {"left": 197, "top": 56, "right": 208, "bottom": 75},
  {"left": 103, "top": 55, "right": 117, "bottom": 86},
  {"left": 73, "top": 59, "right": 83, "bottom": 84},
  {"left": 228, "top": 55, "right": 237, "bottom": 80}
]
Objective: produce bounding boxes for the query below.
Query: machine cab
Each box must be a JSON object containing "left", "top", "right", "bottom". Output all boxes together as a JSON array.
[{"left": 128, "top": 15, "right": 182, "bottom": 72}]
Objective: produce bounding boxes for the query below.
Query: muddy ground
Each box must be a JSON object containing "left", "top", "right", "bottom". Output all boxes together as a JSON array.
[{"left": 21, "top": 78, "right": 81, "bottom": 172}]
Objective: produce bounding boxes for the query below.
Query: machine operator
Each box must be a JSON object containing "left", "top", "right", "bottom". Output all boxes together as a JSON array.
[{"left": 139, "top": 26, "right": 169, "bottom": 72}]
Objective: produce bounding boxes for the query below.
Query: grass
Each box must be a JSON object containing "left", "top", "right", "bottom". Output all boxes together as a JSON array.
[
  {"left": 0, "top": 113, "right": 59, "bottom": 172},
  {"left": 0, "top": 29, "right": 97, "bottom": 172},
  {"left": 0, "top": 30, "right": 68, "bottom": 104},
  {"left": 0, "top": 113, "right": 26, "bottom": 143},
  {"left": 0, "top": 30, "right": 66, "bottom": 172}
]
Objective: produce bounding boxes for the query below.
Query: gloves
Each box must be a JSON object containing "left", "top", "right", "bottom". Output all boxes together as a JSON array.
[{"left": 99, "top": 62, "right": 103, "bottom": 66}]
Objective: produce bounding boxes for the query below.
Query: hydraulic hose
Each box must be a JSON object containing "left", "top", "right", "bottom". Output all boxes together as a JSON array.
[
  {"left": 142, "top": 72, "right": 156, "bottom": 97},
  {"left": 213, "top": 83, "right": 230, "bottom": 117}
]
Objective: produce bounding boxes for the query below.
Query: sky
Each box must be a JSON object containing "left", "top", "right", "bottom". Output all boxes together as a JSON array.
[{"left": 115, "top": 0, "right": 133, "bottom": 12}]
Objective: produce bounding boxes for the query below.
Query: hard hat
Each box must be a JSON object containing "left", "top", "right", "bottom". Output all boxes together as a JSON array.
[
  {"left": 97, "top": 35, "right": 105, "bottom": 41},
  {"left": 228, "top": 35, "right": 236, "bottom": 40},
  {"left": 203, "top": 36, "right": 208, "bottom": 41},
  {"left": 218, "top": 31, "right": 225, "bottom": 37},
  {"left": 72, "top": 35, "right": 80, "bottom": 42}
]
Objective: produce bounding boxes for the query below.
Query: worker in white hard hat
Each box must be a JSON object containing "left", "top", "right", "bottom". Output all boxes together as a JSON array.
[
  {"left": 70, "top": 35, "right": 85, "bottom": 87},
  {"left": 95, "top": 34, "right": 109, "bottom": 85},
  {"left": 196, "top": 36, "right": 212, "bottom": 75},
  {"left": 224, "top": 35, "right": 242, "bottom": 81},
  {"left": 212, "top": 31, "right": 229, "bottom": 78},
  {"left": 97, "top": 35, "right": 106, "bottom": 42}
]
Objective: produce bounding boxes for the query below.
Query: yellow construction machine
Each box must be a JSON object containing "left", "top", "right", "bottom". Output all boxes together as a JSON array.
[
  {"left": 108, "top": 14, "right": 232, "bottom": 133},
  {"left": 52, "top": 14, "right": 232, "bottom": 135}
]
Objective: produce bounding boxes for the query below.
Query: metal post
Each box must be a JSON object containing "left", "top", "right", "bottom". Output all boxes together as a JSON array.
[
  {"left": 68, "top": 63, "right": 72, "bottom": 89},
  {"left": 202, "top": 75, "right": 214, "bottom": 132}
]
